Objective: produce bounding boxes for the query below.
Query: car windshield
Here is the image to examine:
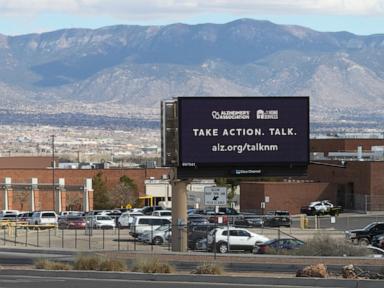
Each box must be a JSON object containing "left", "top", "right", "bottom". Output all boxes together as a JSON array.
[
  {"left": 67, "top": 216, "right": 83, "bottom": 221},
  {"left": 363, "top": 223, "right": 378, "bottom": 230},
  {"left": 98, "top": 216, "right": 112, "bottom": 220},
  {"left": 42, "top": 213, "right": 56, "bottom": 217}
]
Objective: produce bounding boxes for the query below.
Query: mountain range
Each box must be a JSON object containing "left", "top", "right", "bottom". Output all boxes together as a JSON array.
[{"left": 1, "top": 19, "right": 384, "bottom": 120}]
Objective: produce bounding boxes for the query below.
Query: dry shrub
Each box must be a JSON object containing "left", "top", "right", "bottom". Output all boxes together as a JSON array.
[
  {"left": 191, "top": 262, "right": 223, "bottom": 275},
  {"left": 292, "top": 234, "right": 370, "bottom": 257},
  {"left": 132, "top": 257, "right": 173, "bottom": 273},
  {"left": 73, "top": 254, "right": 102, "bottom": 270},
  {"left": 73, "top": 254, "right": 127, "bottom": 271},
  {"left": 99, "top": 258, "right": 127, "bottom": 272},
  {"left": 35, "top": 259, "right": 71, "bottom": 270}
]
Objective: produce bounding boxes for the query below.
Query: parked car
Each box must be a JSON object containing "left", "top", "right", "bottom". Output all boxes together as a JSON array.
[
  {"left": 0, "top": 213, "right": 19, "bottom": 221},
  {"left": 152, "top": 210, "right": 172, "bottom": 218},
  {"left": 129, "top": 216, "right": 171, "bottom": 238},
  {"left": 58, "top": 215, "right": 87, "bottom": 229},
  {"left": 207, "top": 227, "right": 269, "bottom": 253},
  {"left": 195, "top": 238, "right": 208, "bottom": 251},
  {"left": 29, "top": 211, "right": 58, "bottom": 225},
  {"left": 87, "top": 210, "right": 112, "bottom": 216},
  {"left": 254, "top": 238, "right": 304, "bottom": 254},
  {"left": 345, "top": 222, "right": 384, "bottom": 245},
  {"left": 300, "top": 200, "right": 342, "bottom": 216},
  {"left": 218, "top": 207, "right": 240, "bottom": 215},
  {"left": 188, "top": 214, "right": 210, "bottom": 226},
  {"left": 17, "top": 211, "right": 34, "bottom": 223},
  {"left": 141, "top": 206, "right": 164, "bottom": 215},
  {"left": 188, "top": 223, "right": 217, "bottom": 250},
  {"left": 117, "top": 211, "right": 143, "bottom": 228},
  {"left": 0, "top": 210, "right": 20, "bottom": 218},
  {"left": 138, "top": 225, "right": 171, "bottom": 245},
  {"left": 58, "top": 211, "right": 83, "bottom": 218},
  {"left": 263, "top": 211, "right": 291, "bottom": 227},
  {"left": 367, "top": 245, "right": 384, "bottom": 258},
  {"left": 372, "top": 234, "right": 384, "bottom": 249},
  {"left": 242, "top": 215, "right": 264, "bottom": 227},
  {"left": 86, "top": 215, "right": 115, "bottom": 229}
]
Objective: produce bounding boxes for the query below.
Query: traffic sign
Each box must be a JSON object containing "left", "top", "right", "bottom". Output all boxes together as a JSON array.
[{"left": 204, "top": 187, "right": 227, "bottom": 206}]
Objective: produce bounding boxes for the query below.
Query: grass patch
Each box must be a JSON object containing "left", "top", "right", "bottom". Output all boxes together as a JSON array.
[
  {"left": 132, "top": 257, "right": 173, "bottom": 273},
  {"left": 34, "top": 259, "right": 71, "bottom": 270},
  {"left": 191, "top": 262, "right": 223, "bottom": 275}
]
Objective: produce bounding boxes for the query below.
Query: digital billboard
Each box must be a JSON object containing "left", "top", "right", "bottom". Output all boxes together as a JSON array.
[{"left": 177, "top": 97, "right": 309, "bottom": 177}]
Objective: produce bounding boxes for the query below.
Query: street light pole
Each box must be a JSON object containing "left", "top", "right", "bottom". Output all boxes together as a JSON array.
[{"left": 51, "top": 135, "right": 55, "bottom": 195}]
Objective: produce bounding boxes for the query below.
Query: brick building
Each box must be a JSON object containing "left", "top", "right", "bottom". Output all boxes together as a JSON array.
[
  {"left": 240, "top": 139, "right": 384, "bottom": 214},
  {"left": 0, "top": 161, "right": 170, "bottom": 212}
]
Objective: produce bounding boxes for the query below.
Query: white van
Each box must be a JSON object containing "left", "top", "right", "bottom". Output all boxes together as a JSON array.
[{"left": 129, "top": 216, "right": 171, "bottom": 238}]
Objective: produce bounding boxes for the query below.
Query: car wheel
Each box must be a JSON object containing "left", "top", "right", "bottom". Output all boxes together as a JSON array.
[
  {"left": 153, "top": 236, "right": 163, "bottom": 245},
  {"left": 217, "top": 242, "right": 228, "bottom": 254},
  {"left": 359, "top": 238, "right": 370, "bottom": 246}
]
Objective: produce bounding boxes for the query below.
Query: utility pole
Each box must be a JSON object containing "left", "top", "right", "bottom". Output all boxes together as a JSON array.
[{"left": 51, "top": 135, "right": 55, "bottom": 195}]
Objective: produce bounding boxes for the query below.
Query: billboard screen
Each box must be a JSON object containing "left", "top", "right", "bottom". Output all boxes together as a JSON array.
[{"left": 178, "top": 97, "right": 309, "bottom": 172}]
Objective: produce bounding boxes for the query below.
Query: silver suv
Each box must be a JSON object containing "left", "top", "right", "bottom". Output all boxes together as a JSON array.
[{"left": 30, "top": 211, "right": 58, "bottom": 225}]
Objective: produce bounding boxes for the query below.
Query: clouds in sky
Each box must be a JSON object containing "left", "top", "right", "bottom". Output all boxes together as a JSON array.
[{"left": 1, "top": 0, "right": 384, "bottom": 18}]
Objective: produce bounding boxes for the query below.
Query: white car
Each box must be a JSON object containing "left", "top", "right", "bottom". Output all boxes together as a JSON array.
[
  {"left": 207, "top": 227, "right": 269, "bottom": 253},
  {"left": 0, "top": 210, "right": 20, "bottom": 217},
  {"left": 86, "top": 215, "right": 115, "bottom": 229},
  {"left": 58, "top": 211, "right": 83, "bottom": 218},
  {"left": 152, "top": 210, "right": 172, "bottom": 218},
  {"left": 117, "top": 211, "right": 143, "bottom": 228},
  {"left": 30, "top": 211, "right": 58, "bottom": 225}
]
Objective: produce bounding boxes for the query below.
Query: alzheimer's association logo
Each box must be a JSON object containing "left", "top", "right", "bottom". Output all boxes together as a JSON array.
[{"left": 256, "top": 109, "right": 278, "bottom": 120}]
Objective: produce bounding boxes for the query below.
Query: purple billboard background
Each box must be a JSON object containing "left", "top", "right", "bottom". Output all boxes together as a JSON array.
[{"left": 178, "top": 97, "right": 309, "bottom": 166}]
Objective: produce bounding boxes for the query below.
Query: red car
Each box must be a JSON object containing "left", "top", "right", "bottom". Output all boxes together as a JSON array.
[{"left": 58, "top": 216, "right": 86, "bottom": 229}]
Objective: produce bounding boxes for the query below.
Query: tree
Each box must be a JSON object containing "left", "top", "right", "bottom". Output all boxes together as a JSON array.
[
  {"left": 109, "top": 175, "right": 138, "bottom": 208},
  {"left": 66, "top": 192, "right": 82, "bottom": 211},
  {"left": 92, "top": 172, "right": 111, "bottom": 209},
  {"left": 14, "top": 189, "right": 30, "bottom": 211}
]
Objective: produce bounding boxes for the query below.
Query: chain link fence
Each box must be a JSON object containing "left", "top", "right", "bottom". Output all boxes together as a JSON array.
[
  {"left": 1, "top": 212, "right": 384, "bottom": 253},
  {"left": 338, "top": 191, "right": 384, "bottom": 213}
]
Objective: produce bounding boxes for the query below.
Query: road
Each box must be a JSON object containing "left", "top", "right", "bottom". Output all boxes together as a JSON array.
[{"left": 0, "top": 274, "right": 354, "bottom": 288}]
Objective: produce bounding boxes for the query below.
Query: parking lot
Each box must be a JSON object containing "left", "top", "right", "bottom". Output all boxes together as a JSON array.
[{"left": 0, "top": 213, "right": 382, "bottom": 253}]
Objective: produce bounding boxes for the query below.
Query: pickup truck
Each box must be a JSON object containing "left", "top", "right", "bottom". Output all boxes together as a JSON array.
[
  {"left": 345, "top": 222, "right": 384, "bottom": 245},
  {"left": 300, "top": 200, "right": 343, "bottom": 216}
]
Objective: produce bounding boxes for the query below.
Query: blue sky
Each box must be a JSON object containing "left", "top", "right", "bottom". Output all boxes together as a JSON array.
[{"left": 0, "top": 0, "right": 383, "bottom": 36}]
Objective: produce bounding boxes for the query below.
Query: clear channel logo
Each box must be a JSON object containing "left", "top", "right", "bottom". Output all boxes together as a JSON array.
[{"left": 256, "top": 109, "right": 279, "bottom": 120}]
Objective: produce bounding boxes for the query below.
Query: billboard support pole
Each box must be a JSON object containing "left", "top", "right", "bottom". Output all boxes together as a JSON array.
[{"left": 171, "top": 168, "right": 189, "bottom": 252}]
